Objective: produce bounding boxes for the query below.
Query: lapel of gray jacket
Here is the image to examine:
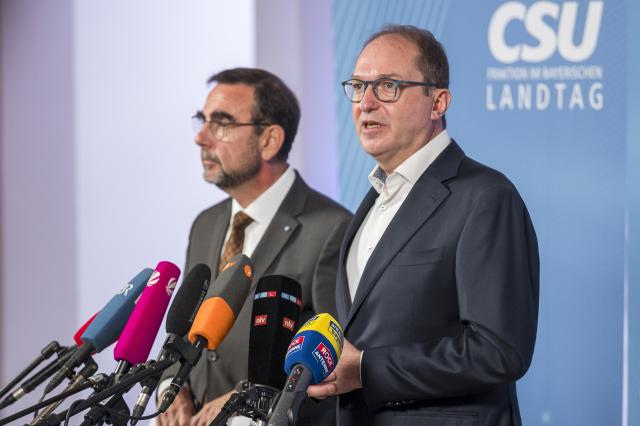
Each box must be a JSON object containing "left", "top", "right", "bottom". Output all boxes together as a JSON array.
[
  {"left": 210, "top": 200, "right": 232, "bottom": 281},
  {"left": 344, "top": 141, "right": 466, "bottom": 329},
  {"left": 248, "top": 171, "right": 307, "bottom": 289}
]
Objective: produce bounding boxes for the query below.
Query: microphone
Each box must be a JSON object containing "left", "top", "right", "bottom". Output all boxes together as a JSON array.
[
  {"left": 248, "top": 275, "right": 303, "bottom": 390},
  {"left": 73, "top": 312, "right": 99, "bottom": 346},
  {"left": 130, "top": 263, "right": 211, "bottom": 424},
  {"left": 159, "top": 254, "right": 253, "bottom": 413},
  {"left": 209, "top": 275, "right": 302, "bottom": 426},
  {"left": 0, "top": 312, "right": 99, "bottom": 409},
  {"left": 44, "top": 267, "right": 153, "bottom": 393},
  {"left": 29, "top": 360, "right": 99, "bottom": 425},
  {"left": 267, "top": 313, "right": 344, "bottom": 426},
  {"left": 77, "top": 262, "right": 179, "bottom": 426},
  {"left": 113, "top": 261, "right": 181, "bottom": 373}
]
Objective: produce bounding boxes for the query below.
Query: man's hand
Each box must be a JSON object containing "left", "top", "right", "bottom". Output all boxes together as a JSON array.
[
  {"left": 307, "top": 339, "right": 363, "bottom": 399},
  {"left": 189, "top": 390, "right": 234, "bottom": 426},
  {"left": 156, "top": 387, "right": 195, "bottom": 426}
]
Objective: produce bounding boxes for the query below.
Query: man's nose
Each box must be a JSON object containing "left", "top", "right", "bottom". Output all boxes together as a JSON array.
[
  {"left": 195, "top": 125, "right": 212, "bottom": 147},
  {"left": 359, "top": 84, "right": 379, "bottom": 111}
]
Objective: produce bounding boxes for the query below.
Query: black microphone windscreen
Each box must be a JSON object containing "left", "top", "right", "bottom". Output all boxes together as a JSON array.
[
  {"left": 248, "top": 275, "right": 302, "bottom": 388},
  {"left": 166, "top": 264, "right": 211, "bottom": 336}
]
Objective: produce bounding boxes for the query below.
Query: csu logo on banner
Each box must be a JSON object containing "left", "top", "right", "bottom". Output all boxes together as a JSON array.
[
  {"left": 485, "top": 1, "right": 606, "bottom": 111},
  {"left": 489, "top": 1, "right": 603, "bottom": 63}
]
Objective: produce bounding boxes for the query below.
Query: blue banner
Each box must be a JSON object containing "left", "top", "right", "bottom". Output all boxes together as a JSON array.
[{"left": 333, "top": 1, "right": 632, "bottom": 424}]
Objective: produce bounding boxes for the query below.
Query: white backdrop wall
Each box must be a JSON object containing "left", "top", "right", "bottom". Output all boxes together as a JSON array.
[
  {"left": 72, "top": 0, "right": 255, "bottom": 354},
  {"left": 1, "top": 0, "right": 339, "bottom": 420},
  {"left": 255, "top": 0, "right": 339, "bottom": 199},
  {"left": 1, "top": 0, "right": 78, "bottom": 414},
  {"left": 1, "top": 0, "right": 256, "bottom": 417}
]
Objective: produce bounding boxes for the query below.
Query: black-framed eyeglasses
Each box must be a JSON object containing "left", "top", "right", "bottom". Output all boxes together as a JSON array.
[
  {"left": 341, "top": 78, "right": 436, "bottom": 102},
  {"left": 192, "top": 111, "right": 272, "bottom": 141}
]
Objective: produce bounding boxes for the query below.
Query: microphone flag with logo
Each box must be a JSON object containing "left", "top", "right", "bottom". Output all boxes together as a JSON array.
[
  {"left": 130, "top": 263, "right": 211, "bottom": 425},
  {"left": 267, "top": 313, "right": 344, "bottom": 426},
  {"left": 248, "top": 275, "right": 302, "bottom": 389},
  {"left": 283, "top": 313, "right": 343, "bottom": 384},
  {"left": 80, "top": 262, "right": 181, "bottom": 426},
  {"left": 186, "top": 254, "right": 253, "bottom": 350},
  {"left": 114, "top": 261, "right": 181, "bottom": 366},
  {"left": 159, "top": 254, "right": 253, "bottom": 412},
  {"left": 45, "top": 268, "right": 153, "bottom": 393}
]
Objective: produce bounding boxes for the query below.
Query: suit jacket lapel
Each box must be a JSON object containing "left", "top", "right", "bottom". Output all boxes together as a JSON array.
[
  {"left": 198, "top": 199, "right": 231, "bottom": 404},
  {"left": 210, "top": 200, "right": 232, "bottom": 281},
  {"left": 249, "top": 172, "right": 306, "bottom": 287},
  {"left": 344, "top": 141, "right": 465, "bottom": 329},
  {"left": 336, "top": 188, "right": 377, "bottom": 323}
]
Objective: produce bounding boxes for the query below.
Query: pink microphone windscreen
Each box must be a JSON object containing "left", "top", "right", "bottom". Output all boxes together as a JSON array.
[{"left": 114, "top": 261, "right": 181, "bottom": 365}]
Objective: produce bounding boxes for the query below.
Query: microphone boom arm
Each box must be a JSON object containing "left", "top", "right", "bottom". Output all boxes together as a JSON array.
[
  {"left": 0, "top": 341, "right": 62, "bottom": 401},
  {"left": 0, "top": 357, "right": 176, "bottom": 426}
]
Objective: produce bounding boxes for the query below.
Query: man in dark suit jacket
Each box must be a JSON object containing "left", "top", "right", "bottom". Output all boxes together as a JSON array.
[
  {"left": 308, "top": 25, "right": 539, "bottom": 426},
  {"left": 158, "top": 68, "right": 351, "bottom": 426}
]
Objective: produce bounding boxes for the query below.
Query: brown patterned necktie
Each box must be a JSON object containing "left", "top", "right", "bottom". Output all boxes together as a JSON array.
[{"left": 219, "top": 211, "right": 254, "bottom": 271}]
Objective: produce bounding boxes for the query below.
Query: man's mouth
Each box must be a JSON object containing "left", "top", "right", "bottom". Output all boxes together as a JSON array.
[
  {"left": 362, "top": 120, "right": 383, "bottom": 129},
  {"left": 202, "top": 153, "right": 220, "bottom": 165}
]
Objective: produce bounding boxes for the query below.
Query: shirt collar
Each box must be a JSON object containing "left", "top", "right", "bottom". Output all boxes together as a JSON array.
[
  {"left": 231, "top": 166, "right": 296, "bottom": 223},
  {"left": 368, "top": 129, "right": 451, "bottom": 193}
]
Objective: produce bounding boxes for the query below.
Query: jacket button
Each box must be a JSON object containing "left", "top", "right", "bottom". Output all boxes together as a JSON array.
[{"left": 207, "top": 351, "right": 218, "bottom": 362}]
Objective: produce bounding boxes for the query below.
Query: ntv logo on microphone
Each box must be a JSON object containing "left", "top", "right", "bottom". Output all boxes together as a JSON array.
[{"left": 486, "top": 1, "right": 604, "bottom": 112}]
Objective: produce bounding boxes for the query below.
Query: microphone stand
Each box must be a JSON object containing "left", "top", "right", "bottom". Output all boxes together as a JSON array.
[
  {"left": 29, "top": 358, "right": 176, "bottom": 426},
  {"left": 0, "top": 374, "right": 108, "bottom": 426},
  {"left": 78, "top": 390, "right": 131, "bottom": 426},
  {"left": 209, "top": 382, "right": 279, "bottom": 426},
  {"left": 0, "top": 334, "right": 198, "bottom": 426},
  {"left": 0, "top": 341, "right": 62, "bottom": 400},
  {"left": 77, "top": 362, "right": 142, "bottom": 426},
  {"left": 30, "top": 361, "right": 99, "bottom": 425},
  {"left": 0, "top": 358, "right": 171, "bottom": 426}
]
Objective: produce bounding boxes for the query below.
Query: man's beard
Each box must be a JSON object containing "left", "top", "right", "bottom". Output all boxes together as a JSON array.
[{"left": 202, "top": 151, "right": 261, "bottom": 190}]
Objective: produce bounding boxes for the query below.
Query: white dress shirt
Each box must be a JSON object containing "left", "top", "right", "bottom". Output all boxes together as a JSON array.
[
  {"left": 158, "top": 166, "right": 295, "bottom": 398},
  {"left": 224, "top": 166, "right": 296, "bottom": 258},
  {"left": 346, "top": 130, "right": 451, "bottom": 301}
]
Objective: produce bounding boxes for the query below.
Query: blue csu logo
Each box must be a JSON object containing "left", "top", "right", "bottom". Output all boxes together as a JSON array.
[{"left": 486, "top": 1, "right": 604, "bottom": 111}]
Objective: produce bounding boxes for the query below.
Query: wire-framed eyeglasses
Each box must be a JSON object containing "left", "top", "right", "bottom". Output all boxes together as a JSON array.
[
  {"left": 192, "top": 111, "right": 271, "bottom": 141},
  {"left": 341, "top": 78, "right": 436, "bottom": 102}
]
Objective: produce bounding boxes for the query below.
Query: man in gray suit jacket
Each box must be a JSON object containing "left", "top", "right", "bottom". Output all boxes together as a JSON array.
[
  {"left": 308, "top": 26, "right": 539, "bottom": 426},
  {"left": 158, "top": 68, "right": 350, "bottom": 426}
]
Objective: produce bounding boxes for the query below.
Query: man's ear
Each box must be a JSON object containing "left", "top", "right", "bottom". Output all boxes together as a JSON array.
[
  {"left": 431, "top": 88, "right": 451, "bottom": 121},
  {"left": 259, "top": 125, "right": 285, "bottom": 162}
]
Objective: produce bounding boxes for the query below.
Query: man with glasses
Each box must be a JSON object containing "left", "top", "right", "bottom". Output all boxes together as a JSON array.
[
  {"left": 157, "top": 68, "right": 350, "bottom": 426},
  {"left": 308, "top": 25, "right": 539, "bottom": 426}
]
